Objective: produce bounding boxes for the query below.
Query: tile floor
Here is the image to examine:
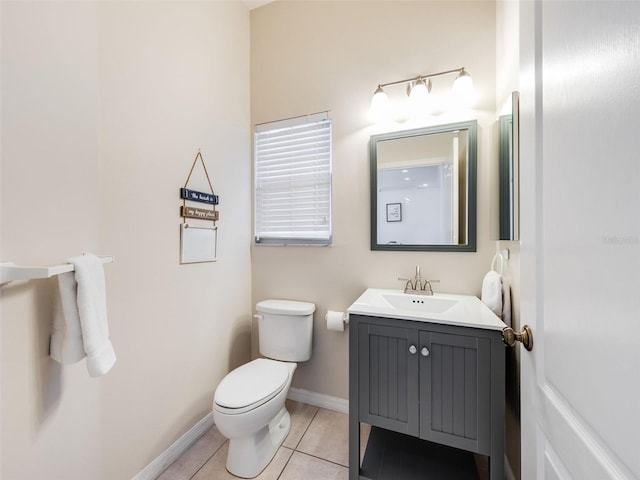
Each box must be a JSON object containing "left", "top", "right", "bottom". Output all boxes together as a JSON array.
[
  {"left": 157, "top": 400, "right": 367, "bottom": 480},
  {"left": 157, "top": 400, "right": 489, "bottom": 480}
]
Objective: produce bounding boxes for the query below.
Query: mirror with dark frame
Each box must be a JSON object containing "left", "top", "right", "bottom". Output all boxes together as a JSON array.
[
  {"left": 370, "top": 120, "right": 477, "bottom": 252},
  {"left": 498, "top": 91, "right": 520, "bottom": 241}
]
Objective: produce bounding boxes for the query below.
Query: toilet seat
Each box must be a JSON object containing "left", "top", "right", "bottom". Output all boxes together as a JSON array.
[{"left": 214, "top": 359, "right": 289, "bottom": 415}]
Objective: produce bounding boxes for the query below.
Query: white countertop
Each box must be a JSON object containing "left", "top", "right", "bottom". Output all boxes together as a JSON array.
[{"left": 347, "top": 288, "right": 506, "bottom": 331}]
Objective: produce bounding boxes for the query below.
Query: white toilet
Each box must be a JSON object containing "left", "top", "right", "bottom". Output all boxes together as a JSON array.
[{"left": 212, "top": 299, "right": 315, "bottom": 478}]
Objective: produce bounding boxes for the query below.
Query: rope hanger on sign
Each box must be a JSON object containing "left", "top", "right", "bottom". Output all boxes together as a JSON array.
[{"left": 180, "top": 149, "right": 219, "bottom": 225}]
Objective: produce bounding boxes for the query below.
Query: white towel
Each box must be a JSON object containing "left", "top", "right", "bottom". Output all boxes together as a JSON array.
[
  {"left": 501, "top": 277, "right": 512, "bottom": 327},
  {"left": 50, "top": 254, "right": 116, "bottom": 377},
  {"left": 481, "top": 270, "right": 503, "bottom": 318},
  {"left": 50, "top": 271, "right": 86, "bottom": 364}
]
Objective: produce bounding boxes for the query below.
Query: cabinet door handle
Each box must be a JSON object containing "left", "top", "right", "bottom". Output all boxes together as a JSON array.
[
  {"left": 421, "top": 347, "right": 430, "bottom": 357},
  {"left": 409, "top": 345, "right": 417, "bottom": 354}
]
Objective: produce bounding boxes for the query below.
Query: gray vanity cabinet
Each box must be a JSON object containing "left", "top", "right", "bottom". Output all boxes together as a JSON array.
[{"left": 350, "top": 314, "right": 505, "bottom": 480}]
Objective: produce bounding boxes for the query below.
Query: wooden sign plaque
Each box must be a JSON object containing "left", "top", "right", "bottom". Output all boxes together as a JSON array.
[{"left": 181, "top": 206, "right": 219, "bottom": 221}]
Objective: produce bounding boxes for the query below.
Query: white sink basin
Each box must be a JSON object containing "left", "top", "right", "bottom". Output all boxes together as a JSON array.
[
  {"left": 380, "top": 292, "right": 458, "bottom": 314},
  {"left": 347, "top": 288, "right": 506, "bottom": 331}
]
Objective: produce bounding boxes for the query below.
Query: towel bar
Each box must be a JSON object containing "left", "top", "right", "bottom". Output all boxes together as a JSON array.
[{"left": 0, "top": 255, "right": 114, "bottom": 286}]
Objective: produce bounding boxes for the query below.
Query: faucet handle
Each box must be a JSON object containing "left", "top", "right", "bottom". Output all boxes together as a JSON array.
[
  {"left": 421, "top": 279, "right": 439, "bottom": 295},
  {"left": 398, "top": 277, "right": 414, "bottom": 291}
]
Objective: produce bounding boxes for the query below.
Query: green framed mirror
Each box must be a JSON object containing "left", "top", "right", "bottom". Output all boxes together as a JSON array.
[
  {"left": 498, "top": 91, "right": 520, "bottom": 241},
  {"left": 370, "top": 120, "right": 477, "bottom": 252}
]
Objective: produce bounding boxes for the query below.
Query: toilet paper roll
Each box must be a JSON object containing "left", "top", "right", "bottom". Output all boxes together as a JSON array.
[{"left": 326, "top": 310, "right": 348, "bottom": 332}]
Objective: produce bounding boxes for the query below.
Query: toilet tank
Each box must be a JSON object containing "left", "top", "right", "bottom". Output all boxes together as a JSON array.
[{"left": 256, "top": 299, "right": 315, "bottom": 362}]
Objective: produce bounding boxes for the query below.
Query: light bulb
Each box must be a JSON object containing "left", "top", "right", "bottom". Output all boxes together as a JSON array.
[
  {"left": 452, "top": 69, "right": 475, "bottom": 107},
  {"left": 369, "top": 86, "right": 389, "bottom": 122},
  {"left": 408, "top": 77, "right": 432, "bottom": 117},
  {"left": 409, "top": 78, "right": 429, "bottom": 103}
]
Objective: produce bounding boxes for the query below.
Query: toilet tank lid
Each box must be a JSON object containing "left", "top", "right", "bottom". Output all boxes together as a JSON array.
[{"left": 256, "top": 299, "right": 316, "bottom": 316}]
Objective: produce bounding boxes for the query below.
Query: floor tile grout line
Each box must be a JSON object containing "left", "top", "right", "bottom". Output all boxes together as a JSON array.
[
  {"left": 290, "top": 406, "right": 350, "bottom": 470},
  {"left": 275, "top": 447, "right": 296, "bottom": 480},
  {"left": 289, "top": 450, "right": 350, "bottom": 471},
  {"left": 187, "top": 437, "right": 228, "bottom": 480},
  {"left": 277, "top": 406, "right": 338, "bottom": 479},
  {"left": 288, "top": 404, "right": 321, "bottom": 451}
]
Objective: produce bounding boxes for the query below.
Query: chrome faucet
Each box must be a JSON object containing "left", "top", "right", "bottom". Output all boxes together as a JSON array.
[
  {"left": 414, "top": 265, "right": 422, "bottom": 290},
  {"left": 398, "top": 265, "right": 438, "bottom": 295}
]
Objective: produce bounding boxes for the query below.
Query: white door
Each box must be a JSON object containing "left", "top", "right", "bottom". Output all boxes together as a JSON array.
[{"left": 519, "top": 1, "right": 640, "bottom": 479}]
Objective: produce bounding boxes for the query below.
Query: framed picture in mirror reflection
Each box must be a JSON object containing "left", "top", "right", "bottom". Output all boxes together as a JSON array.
[{"left": 386, "top": 203, "right": 402, "bottom": 222}]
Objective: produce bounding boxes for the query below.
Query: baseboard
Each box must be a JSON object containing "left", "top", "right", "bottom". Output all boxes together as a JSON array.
[
  {"left": 131, "top": 412, "right": 214, "bottom": 480},
  {"left": 287, "top": 387, "right": 348, "bottom": 414}
]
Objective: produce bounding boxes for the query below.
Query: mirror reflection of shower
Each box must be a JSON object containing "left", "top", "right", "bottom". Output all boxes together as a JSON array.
[{"left": 377, "top": 162, "right": 456, "bottom": 245}]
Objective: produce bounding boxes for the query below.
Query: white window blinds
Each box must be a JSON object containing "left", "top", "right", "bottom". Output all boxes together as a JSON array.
[{"left": 254, "top": 112, "right": 332, "bottom": 245}]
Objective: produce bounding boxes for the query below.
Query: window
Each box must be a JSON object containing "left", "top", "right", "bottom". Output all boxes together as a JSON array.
[{"left": 254, "top": 112, "right": 332, "bottom": 245}]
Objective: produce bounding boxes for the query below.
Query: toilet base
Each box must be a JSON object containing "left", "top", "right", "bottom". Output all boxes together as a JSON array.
[{"left": 226, "top": 406, "right": 291, "bottom": 478}]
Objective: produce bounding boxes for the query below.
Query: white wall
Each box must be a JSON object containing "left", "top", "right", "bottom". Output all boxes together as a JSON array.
[
  {"left": 250, "top": 1, "right": 496, "bottom": 400},
  {"left": 0, "top": 2, "right": 251, "bottom": 479},
  {"left": 1, "top": 4, "right": 104, "bottom": 478}
]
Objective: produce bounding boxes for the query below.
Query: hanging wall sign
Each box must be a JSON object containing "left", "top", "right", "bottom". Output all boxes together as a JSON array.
[
  {"left": 180, "top": 206, "right": 219, "bottom": 221},
  {"left": 179, "top": 150, "right": 219, "bottom": 264},
  {"left": 180, "top": 188, "right": 219, "bottom": 205}
]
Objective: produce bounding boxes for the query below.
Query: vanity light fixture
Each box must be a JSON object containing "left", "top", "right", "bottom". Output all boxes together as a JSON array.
[
  {"left": 369, "top": 67, "right": 474, "bottom": 121},
  {"left": 408, "top": 77, "right": 431, "bottom": 103}
]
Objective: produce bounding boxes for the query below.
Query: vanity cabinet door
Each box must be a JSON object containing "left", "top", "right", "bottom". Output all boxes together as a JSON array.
[
  {"left": 358, "top": 323, "right": 420, "bottom": 436},
  {"left": 418, "top": 330, "right": 491, "bottom": 454}
]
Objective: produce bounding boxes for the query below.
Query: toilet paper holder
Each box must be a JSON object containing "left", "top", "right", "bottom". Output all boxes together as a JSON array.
[{"left": 325, "top": 310, "right": 349, "bottom": 332}]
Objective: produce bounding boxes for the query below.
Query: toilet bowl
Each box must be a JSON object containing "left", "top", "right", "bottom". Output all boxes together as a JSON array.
[
  {"left": 213, "top": 359, "right": 296, "bottom": 478},
  {"left": 212, "top": 299, "right": 315, "bottom": 478}
]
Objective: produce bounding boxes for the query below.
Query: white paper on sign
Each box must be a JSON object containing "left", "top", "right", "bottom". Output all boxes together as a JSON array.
[{"left": 180, "top": 224, "right": 217, "bottom": 263}]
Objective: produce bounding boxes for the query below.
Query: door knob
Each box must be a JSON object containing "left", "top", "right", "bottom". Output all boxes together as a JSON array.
[
  {"left": 502, "top": 325, "right": 534, "bottom": 351},
  {"left": 409, "top": 345, "right": 417, "bottom": 354},
  {"left": 421, "top": 347, "right": 429, "bottom": 357}
]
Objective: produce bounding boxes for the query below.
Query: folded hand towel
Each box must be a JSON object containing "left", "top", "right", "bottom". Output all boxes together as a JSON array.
[
  {"left": 50, "top": 271, "right": 86, "bottom": 364},
  {"left": 50, "top": 253, "right": 116, "bottom": 377},
  {"left": 71, "top": 254, "right": 116, "bottom": 377},
  {"left": 481, "top": 270, "right": 503, "bottom": 318}
]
